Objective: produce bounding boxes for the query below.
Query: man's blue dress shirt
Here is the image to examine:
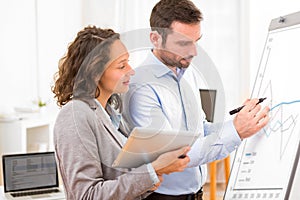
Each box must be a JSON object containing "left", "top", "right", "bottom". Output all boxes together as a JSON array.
[{"left": 122, "top": 51, "right": 241, "bottom": 195}]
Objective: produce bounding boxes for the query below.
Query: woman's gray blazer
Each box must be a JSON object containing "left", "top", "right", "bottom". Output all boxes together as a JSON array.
[{"left": 54, "top": 99, "right": 154, "bottom": 200}]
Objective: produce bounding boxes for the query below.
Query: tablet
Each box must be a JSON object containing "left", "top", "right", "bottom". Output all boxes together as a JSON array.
[{"left": 112, "top": 127, "right": 200, "bottom": 168}]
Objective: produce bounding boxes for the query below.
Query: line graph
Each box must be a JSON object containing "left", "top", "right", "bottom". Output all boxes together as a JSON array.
[
  {"left": 270, "top": 100, "right": 300, "bottom": 111},
  {"left": 263, "top": 102, "right": 299, "bottom": 158},
  {"left": 263, "top": 111, "right": 298, "bottom": 136},
  {"left": 257, "top": 85, "right": 300, "bottom": 159}
]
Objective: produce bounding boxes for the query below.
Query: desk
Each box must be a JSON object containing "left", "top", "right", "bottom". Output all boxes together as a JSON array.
[{"left": 0, "top": 113, "right": 56, "bottom": 153}]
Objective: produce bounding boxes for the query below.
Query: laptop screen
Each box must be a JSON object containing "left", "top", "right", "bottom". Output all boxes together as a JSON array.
[{"left": 2, "top": 152, "right": 59, "bottom": 193}]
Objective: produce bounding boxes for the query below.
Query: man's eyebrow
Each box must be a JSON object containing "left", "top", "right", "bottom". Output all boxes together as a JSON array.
[
  {"left": 175, "top": 40, "right": 193, "bottom": 44},
  {"left": 176, "top": 34, "right": 203, "bottom": 43},
  {"left": 118, "top": 58, "right": 128, "bottom": 64}
]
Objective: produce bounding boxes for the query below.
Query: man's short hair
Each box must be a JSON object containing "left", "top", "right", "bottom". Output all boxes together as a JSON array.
[{"left": 150, "top": 0, "right": 203, "bottom": 44}]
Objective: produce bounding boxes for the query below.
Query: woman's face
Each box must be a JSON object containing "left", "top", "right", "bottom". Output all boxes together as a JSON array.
[{"left": 99, "top": 40, "right": 135, "bottom": 95}]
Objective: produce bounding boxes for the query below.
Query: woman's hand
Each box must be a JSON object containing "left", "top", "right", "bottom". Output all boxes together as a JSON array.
[
  {"left": 151, "top": 146, "right": 191, "bottom": 176},
  {"left": 149, "top": 175, "right": 163, "bottom": 191}
]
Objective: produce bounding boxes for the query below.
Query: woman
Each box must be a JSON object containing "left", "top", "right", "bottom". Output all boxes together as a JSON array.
[{"left": 52, "top": 26, "right": 190, "bottom": 200}]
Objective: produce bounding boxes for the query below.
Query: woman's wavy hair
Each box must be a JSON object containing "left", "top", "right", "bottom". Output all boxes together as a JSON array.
[{"left": 52, "top": 26, "right": 122, "bottom": 110}]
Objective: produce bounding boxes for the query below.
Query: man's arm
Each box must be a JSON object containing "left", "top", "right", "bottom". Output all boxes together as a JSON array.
[
  {"left": 187, "top": 120, "right": 241, "bottom": 166},
  {"left": 187, "top": 99, "right": 270, "bottom": 166}
]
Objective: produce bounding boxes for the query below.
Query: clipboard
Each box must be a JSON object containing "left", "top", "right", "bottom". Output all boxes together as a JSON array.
[{"left": 112, "top": 127, "right": 200, "bottom": 168}]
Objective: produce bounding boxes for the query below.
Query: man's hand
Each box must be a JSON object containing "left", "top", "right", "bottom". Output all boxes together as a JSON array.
[{"left": 233, "top": 98, "right": 270, "bottom": 139}]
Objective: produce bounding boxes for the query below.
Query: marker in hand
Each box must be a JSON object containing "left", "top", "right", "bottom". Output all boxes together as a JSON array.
[{"left": 229, "top": 97, "right": 267, "bottom": 115}]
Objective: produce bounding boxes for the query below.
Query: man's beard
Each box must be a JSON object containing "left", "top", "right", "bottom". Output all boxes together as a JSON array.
[{"left": 160, "top": 51, "right": 193, "bottom": 69}]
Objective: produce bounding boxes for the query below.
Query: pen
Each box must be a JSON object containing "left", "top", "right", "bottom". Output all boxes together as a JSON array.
[
  {"left": 229, "top": 97, "right": 267, "bottom": 115},
  {"left": 178, "top": 154, "right": 186, "bottom": 159}
]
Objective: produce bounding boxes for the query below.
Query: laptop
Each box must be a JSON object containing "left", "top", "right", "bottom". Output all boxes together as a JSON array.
[{"left": 2, "top": 152, "right": 65, "bottom": 200}]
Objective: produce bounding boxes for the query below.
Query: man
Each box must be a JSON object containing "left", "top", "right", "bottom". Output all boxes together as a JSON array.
[{"left": 122, "top": 0, "right": 270, "bottom": 199}]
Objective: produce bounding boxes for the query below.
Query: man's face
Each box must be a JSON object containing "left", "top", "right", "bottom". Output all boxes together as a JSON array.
[{"left": 156, "top": 21, "right": 202, "bottom": 69}]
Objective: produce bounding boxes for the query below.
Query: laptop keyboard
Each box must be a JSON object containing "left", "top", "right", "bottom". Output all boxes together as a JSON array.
[{"left": 11, "top": 188, "right": 60, "bottom": 197}]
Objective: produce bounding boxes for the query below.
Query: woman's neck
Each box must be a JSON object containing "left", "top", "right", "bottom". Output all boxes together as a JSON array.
[{"left": 96, "top": 94, "right": 110, "bottom": 109}]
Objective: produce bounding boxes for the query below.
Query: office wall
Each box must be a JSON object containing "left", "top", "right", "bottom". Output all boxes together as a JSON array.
[
  {"left": 0, "top": 0, "right": 37, "bottom": 110},
  {"left": 36, "top": 0, "right": 82, "bottom": 107},
  {"left": 0, "top": 0, "right": 82, "bottom": 114}
]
